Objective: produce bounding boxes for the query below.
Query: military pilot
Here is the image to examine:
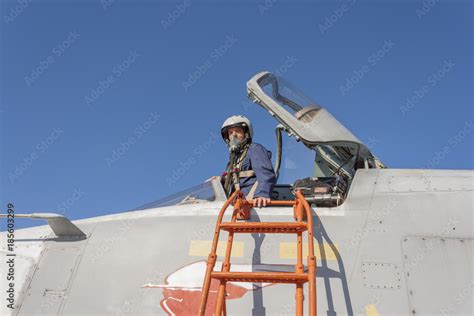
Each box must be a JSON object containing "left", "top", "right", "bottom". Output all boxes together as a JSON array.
[{"left": 219, "top": 115, "right": 277, "bottom": 208}]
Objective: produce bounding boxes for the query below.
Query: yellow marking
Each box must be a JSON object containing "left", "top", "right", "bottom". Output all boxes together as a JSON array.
[
  {"left": 189, "top": 240, "right": 244, "bottom": 258},
  {"left": 365, "top": 304, "right": 379, "bottom": 316},
  {"left": 279, "top": 242, "right": 338, "bottom": 260}
]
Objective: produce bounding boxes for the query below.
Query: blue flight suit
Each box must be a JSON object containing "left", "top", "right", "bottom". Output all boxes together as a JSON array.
[{"left": 237, "top": 143, "right": 277, "bottom": 199}]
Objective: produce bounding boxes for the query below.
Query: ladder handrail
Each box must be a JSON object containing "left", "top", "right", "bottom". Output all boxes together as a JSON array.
[{"left": 297, "top": 190, "right": 317, "bottom": 316}]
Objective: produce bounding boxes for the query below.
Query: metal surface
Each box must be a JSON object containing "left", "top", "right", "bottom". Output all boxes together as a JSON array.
[
  {"left": 362, "top": 262, "right": 401, "bottom": 290},
  {"left": 402, "top": 237, "right": 473, "bottom": 315},
  {"left": 17, "top": 245, "right": 84, "bottom": 315}
]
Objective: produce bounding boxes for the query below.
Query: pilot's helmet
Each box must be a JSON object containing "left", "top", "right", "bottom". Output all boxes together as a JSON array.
[{"left": 221, "top": 115, "right": 253, "bottom": 141}]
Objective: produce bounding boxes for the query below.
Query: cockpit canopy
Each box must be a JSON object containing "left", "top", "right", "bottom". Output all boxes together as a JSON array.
[
  {"left": 247, "top": 71, "right": 384, "bottom": 180},
  {"left": 247, "top": 72, "right": 363, "bottom": 145}
]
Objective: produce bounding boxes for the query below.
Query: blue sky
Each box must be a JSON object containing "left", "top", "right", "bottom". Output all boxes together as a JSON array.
[{"left": 1, "top": 0, "right": 472, "bottom": 229}]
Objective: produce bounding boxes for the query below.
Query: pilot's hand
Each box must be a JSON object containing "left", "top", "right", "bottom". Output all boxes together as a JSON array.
[{"left": 253, "top": 197, "right": 271, "bottom": 208}]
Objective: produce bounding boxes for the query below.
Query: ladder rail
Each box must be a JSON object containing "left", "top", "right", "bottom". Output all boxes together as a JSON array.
[
  {"left": 297, "top": 190, "right": 317, "bottom": 316},
  {"left": 294, "top": 192, "right": 305, "bottom": 315},
  {"left": 199, "top": 190, "right": 240, "bottom": 315},
  {"left": 215, "top": 200, "right": 239, "bottom": 315}
]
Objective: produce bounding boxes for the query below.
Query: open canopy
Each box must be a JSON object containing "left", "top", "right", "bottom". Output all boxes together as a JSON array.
[
  {"left": 247, "top": 71, "right": 365, "bottom": 146},
  {"left": 247, "top": 71, "right": 384, "bottom": 178}
]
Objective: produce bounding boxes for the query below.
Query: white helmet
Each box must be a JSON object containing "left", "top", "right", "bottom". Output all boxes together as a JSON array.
[{"left": 221, "top": 115, "right": 253, "bottom": 141}]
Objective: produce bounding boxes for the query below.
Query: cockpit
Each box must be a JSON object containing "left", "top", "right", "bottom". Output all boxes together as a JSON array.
[{"left": 134, "top": 72, "right": 384, "bottom": 210}]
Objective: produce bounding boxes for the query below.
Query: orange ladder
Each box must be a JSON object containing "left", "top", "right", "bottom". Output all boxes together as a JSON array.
[{"left": 198, "top": 190, "right": 317, "bottom": 316}]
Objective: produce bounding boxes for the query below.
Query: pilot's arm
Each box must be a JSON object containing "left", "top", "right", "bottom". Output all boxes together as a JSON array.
[{"left": 248, "top": 144, "right": 277, "bottom": 207}]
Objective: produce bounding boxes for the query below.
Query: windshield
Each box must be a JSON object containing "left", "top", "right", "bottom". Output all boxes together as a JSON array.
[
  {"left": 314, "top": 143, "right": 359, "bottom": 179},
  {"left": 278, "top": 136, "right": 316, "bottom": 184},
  {"left": 277, "top": 137, "right": 358, "bottom": 182},
  {"left": 133, "top": 182, "right": 216, "bottom": 210}
]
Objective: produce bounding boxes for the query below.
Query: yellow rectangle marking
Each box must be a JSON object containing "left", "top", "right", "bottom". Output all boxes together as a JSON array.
[
  {"left": 279, "top": 242, "right": 338, "bottom": 260},
  {"left": 365, "top": 304, "right": 379, "bottom": 316},
  {"left": 189, "top": 240, "right": 244, "bottom": 258}
]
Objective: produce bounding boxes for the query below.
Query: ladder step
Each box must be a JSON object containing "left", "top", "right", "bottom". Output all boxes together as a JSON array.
[
  {"left": 211, "top": 271, "right": 308, "bottom": 284},
  {"left": 219, "top": 222, "right": 307, "bottom": 233}
]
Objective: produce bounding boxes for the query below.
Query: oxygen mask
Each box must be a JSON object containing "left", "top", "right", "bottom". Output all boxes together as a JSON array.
[{"left": 228, "top": 134, "right": 242, "bottom": 153}]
